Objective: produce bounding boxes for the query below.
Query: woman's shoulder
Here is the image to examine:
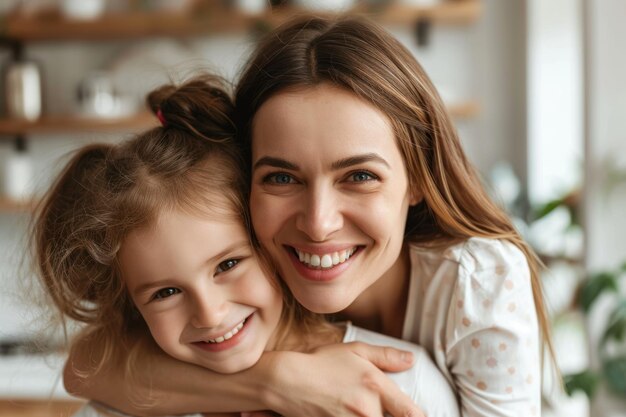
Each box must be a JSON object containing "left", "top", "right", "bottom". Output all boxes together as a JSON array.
[{"left": 410, "top": 237, "right": 527, "bottom": 272}]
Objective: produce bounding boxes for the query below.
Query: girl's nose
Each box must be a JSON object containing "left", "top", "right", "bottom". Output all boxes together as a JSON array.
[
  {"left": 296, "top": 186, "right": 343, "bottom": 242},
  {"left": 190, "top": 292, "right": 229, "bottom": 329}
]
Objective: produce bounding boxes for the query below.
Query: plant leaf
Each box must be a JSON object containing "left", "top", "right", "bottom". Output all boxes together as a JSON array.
[
  {"left": 579, "top": 272, "right": 619, "bottom": 313},
  {"left": 603, "top": 356, "right": 626, "bottom": 395},
  {"left": 602, "top": 300, "right": 626, "bottom": 345},
  {"left": 563, "top": 370, "right": 600, "bottom": 398},
  {"left": 533, "top": 199, "right": 564, "bottom": 221}
]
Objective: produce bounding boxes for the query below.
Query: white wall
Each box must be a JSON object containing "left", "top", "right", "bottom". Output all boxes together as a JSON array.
[
  {"left": 585, "top": 0, "right": 626, "bottom": 270},
  {"left": 527, "top": 0, "right": 584, "bottom": 206},
  {"left": 584, "top": 0, "right": 626, "bottom": 415}
]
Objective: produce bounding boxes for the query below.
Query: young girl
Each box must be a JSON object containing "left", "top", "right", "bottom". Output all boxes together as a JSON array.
[
  {"left": 33, "top": 76, "right": 458, "bottom": 417},
  {"left": 65, "top": 16, "right": 555, "bottom": 417}
]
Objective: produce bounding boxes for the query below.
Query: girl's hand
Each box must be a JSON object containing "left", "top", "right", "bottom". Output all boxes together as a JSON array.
[{"left": 261, "top": 342, "right": 425, "bottom": 417}]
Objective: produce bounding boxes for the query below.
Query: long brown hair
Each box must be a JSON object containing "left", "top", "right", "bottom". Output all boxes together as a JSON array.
[{"left": 235, "top": 16, "right": 554, "bottom": 362}]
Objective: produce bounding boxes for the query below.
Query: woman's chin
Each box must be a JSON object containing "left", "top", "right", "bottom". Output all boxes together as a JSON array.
[{"left": 294, "top": 290, "right": 355, "bottom": 315}]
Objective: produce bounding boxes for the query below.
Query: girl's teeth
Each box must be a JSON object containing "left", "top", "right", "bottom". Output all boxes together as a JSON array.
[
  {"left": 206, "top": 319, "right": 245, "bottom": 344},
  {"left": 294, "top": 248, "right": 357, "bottom": 269}
]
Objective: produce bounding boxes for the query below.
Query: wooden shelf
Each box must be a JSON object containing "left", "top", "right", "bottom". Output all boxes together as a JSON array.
[
  {"left": 374, "top": 0, "right": 482, "bottom": 26},
  {"left": 0, "top": 101, "right": 478, "bottom": 137},
  {"left": 0, "top": 0, "right": 481, "bottom": 42},
  {"left": 0, "top": 112, "right": 157, "bottom": 135},
  {"left": 0, "top": 198, "right": 36, "bottom": 213},
  {"left": 448, "top": 101, "right": 480, "bottom": 119}
]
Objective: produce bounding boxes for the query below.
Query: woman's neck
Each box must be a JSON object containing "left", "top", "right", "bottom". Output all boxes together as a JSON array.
[{"left": 334, "top": 244, "right": 411, "bottom": 338}]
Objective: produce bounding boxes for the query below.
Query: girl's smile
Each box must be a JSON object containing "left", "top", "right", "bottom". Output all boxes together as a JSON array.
[
  {"left": 119, "top": 207, "right": 284, "bottom": 374},
  {"left": 190, "top": 313, "right": 252, "bottom": 353}
]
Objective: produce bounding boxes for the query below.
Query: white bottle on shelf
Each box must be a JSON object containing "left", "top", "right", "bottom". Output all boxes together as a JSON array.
[
  {"left": 3, "top": 137, "right": 34, "bottom": 202},
  {"left": 4, "top": 59, "right": 42, "bottom": 121}
]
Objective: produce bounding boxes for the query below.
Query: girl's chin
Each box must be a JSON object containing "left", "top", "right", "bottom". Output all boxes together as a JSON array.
[{"left": 197, "top": 355, "right": 260, "bottom": 375}]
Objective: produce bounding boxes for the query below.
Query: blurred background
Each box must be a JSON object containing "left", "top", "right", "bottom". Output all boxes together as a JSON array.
[{"left": 0, "top": 0, "right": 624, "bottom": 416}]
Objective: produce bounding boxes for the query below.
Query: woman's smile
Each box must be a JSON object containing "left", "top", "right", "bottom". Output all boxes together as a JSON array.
[
  {"left": 250, "top": 84, "right": 417, "bottom": 314},
  {"left": 285, "top": 244, "right": 363, "bottom": 282}
]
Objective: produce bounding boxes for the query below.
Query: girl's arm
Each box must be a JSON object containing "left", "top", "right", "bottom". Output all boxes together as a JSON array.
[{"left": 64, "top": 336, "right": 422, "bottom": 417}]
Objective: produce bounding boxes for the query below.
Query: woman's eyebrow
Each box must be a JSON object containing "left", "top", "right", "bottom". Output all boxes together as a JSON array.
[
  {"left": 331, "top": 153, "right": 390, "bottom": 170},
  {"left": 253, "top": 156, "right": 299, "bottom": 171},
  {"left": 254, "top": 153, "right": 391, "bottom": 172}
]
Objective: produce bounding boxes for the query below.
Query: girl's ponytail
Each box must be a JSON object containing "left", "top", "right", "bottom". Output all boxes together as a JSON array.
[
  {"left": 147, "top": 74, "right": 236, "bottom": 143},
  {"left": 33, "top": 144, "right": 121, "bottom": 325}
]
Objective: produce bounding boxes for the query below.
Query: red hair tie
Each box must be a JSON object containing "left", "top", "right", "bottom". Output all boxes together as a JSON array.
[{"left": 156, "top": 108, "right": 167, "bottom": 127}]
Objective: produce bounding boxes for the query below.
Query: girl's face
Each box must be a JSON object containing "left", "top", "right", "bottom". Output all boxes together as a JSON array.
[
  {"left": 119, "top": 208, "right": 283, "bottom": 374},
  {"left": 250, "top": 84, "right": 418, "bottom": 314}
]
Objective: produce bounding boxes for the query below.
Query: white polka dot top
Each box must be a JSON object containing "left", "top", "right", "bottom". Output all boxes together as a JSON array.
[{"left": 403, "top": 238, "right": 541, "bottom": 417}]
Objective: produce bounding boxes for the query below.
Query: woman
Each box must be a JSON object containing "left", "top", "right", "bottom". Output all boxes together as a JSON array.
[{"left": 65, "top": 16, "right": 552, "bottom": 417}]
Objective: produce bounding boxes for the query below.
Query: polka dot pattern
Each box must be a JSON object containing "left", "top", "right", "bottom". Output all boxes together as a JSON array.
[{"left": 403, "top": 238, "right": 542, "bottom": 417}]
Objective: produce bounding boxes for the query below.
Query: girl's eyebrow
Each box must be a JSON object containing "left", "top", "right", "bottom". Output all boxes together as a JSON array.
[{"left": 253, "top": 153, "right": 390, "bottom": 171}]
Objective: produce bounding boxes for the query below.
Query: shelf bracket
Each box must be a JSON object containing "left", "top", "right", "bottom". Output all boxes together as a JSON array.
[
  {"left": 0, "top": 38, "right": 24, "bottom": 61},
  {"left": 415, "top": 18, "right": 432, "bottom": 47}
]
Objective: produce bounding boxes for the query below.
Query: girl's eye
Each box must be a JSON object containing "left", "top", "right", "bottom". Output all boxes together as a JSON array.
[
  {"left": 349, "top": 171, "right": 378, "bottom": 182},
  {"left": 153, "top": 287, "right": 180, "bottom": 300},
  {"left": 216, "top": 258, "right": 240, "bottom": 274},
  {"left": 264, "top": 173, "right": 296, "bottom": 185}
]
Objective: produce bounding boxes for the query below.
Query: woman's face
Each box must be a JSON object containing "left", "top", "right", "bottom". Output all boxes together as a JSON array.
[
  {"left": 250, "top": 84, "right": 418, "bottom": 314},
  {"left": 119, "top": 208, "right": 283, "bottom": 374}
]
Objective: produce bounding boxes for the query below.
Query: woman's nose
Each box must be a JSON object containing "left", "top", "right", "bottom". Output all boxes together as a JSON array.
[
  {"left": 296, "top": 186, "right": 343, "bottom": 242},
  {"left": 190, "top": 291, "right": 229, "bottom": 329}
]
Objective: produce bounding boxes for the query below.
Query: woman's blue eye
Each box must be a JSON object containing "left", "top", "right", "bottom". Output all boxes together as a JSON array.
[
  {"left": 153, "top": 287, "right": 180, "bottom": 300},
  {"left": 350, "top": 171, "right": 377, "bottom": 182},
  {"left": 265, "top": 173, "right": 295, "bottom": 185},
  {"left": 216, "top": 258, "right": 239, "bottom": 273}
]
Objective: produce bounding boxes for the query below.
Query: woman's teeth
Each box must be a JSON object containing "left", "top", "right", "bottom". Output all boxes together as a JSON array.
[
  {"left": 295, "top": 248, "right": 357, "bottom": 269},
  {"left": 205, "top": 319, "right": 245, "bottom": 344}
]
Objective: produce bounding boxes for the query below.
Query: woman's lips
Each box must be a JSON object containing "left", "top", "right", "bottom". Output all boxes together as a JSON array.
[{"left": 286, "top": 245, "right": 362, "bottom": 282}]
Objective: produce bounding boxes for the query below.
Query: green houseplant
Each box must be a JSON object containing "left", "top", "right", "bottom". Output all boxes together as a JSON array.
[{"left": 564, "top": 263, "right": 626, "bottom": 398}]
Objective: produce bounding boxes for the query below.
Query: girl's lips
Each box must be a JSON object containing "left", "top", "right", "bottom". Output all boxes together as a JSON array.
[
  {"left": 285, "top": 245, "right": 362, "bottom": 282},
  {"left": 192, "top": 314, "right": 253, "bottom": 353}
]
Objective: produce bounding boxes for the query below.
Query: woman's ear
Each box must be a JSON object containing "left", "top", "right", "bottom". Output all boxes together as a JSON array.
[{"left": 408, "top": 187, "right": 423, "bottom": 206}]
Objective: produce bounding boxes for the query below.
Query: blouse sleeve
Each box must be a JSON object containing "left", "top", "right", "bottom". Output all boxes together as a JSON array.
[{"left": 444, "top": 239, "right": 542, "bottom": 417}]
